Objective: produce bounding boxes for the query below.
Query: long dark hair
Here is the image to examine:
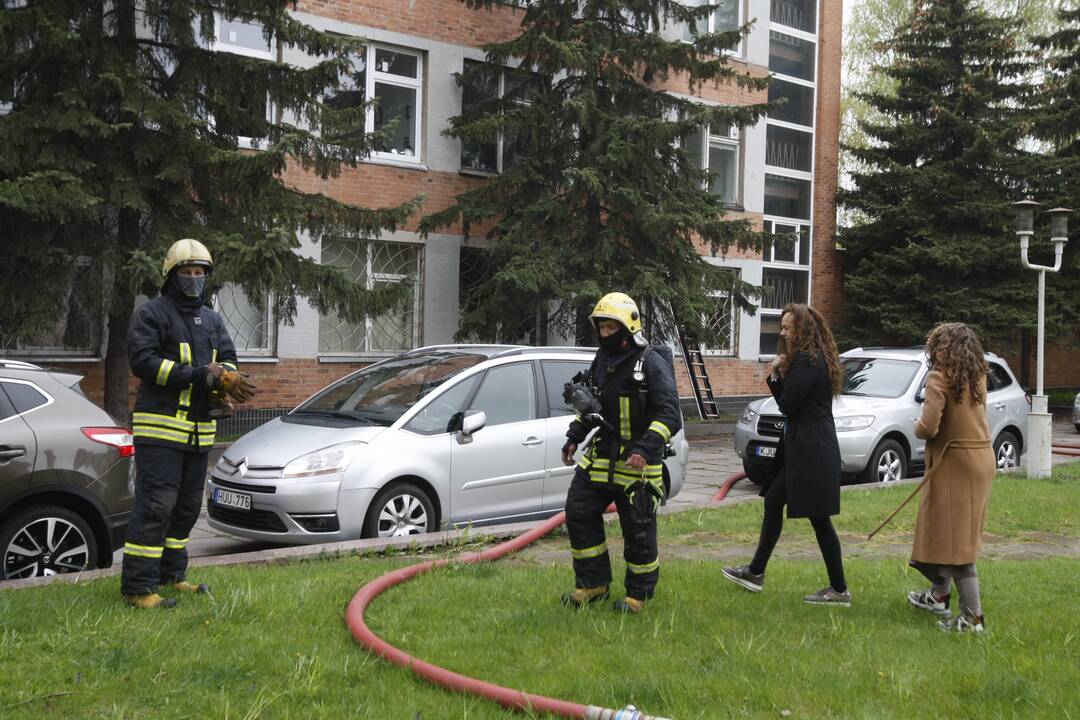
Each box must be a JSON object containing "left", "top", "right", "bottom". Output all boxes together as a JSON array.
[
  {"left": 777, "top": 303, "right": 842, "bottom": 395},
  {"left": 926, "top": 322, "right": 987, "bottom": 405}
]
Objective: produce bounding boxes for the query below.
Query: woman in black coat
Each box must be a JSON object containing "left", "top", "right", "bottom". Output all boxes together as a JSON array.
[{"left": 722, "top": 303, "right": 850, "bottom": 605}]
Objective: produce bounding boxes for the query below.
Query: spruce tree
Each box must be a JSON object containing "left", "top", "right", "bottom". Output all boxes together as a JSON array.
[
  {"left": 839, "top": 0, "right": 1034, "bottom": 349},
  {"left": 1028, "top": 5, "right": 1080, "bottom": 344},
  {"left": 0, "top": 1, "right": 419, "bottom": 420},
  {"left": 421, "top": 0, "right": 770, "bottom": 344}
]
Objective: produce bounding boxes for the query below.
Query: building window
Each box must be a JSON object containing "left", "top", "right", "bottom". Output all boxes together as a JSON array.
[
  {"left": 769, "top": 30, "right": 816, "bottom": 82},
  {"left": 701, "top": 289, "right": 738, "bottom": 356},
  {"left": 686, "top": 123, "right": 741, "bottom": 206},
  {"left": 761, "top": 269, "right": 808, "bottom": 311},
  {"left": 459, "top": 61, "right": 538, "bottom": 174},
  {"left": 764, "top": 173, "right": 811, "bottom": 220},
  {"left": 326, "top": 44, "right": 424, "bottom": 161},
  {"left": 215, "top": 284, "right": 274, "bottom": 356},
  {"left": 2, "top": 262, "right": 102, "bottom": 357},
  {"left": 768, "top": 79, "right": 815, "bottom": 128},
  {"left": 762, "top": 219, "right": 811, "bottom": 265},
  {"left": 675, "top": 0, "right": 742, "bottom": 53},
  {"left": 319, "top": 240, "right": 422, "bottom": 355},
  {"left": 206, "top": 15, "right": 274, "bottom": 147},
  {"left": 771, "top": 0, "right": 817, "bottom": 34},
  {"left": 766, "top": 125, "right": 813, "bottom": 173},
  {"left": 757, "top": 266, "right": 809, "bottom": 355}
]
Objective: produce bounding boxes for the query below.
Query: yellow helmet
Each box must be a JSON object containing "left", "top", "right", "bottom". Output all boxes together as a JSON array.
[
  {"left": 162, "top": 238, "right": 213, "bottom": 277},
  {"left": 590, "top": 291, "right": 643, "bottom": 335}
]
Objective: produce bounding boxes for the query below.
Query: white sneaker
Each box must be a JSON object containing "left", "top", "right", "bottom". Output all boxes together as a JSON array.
[
  {"left": 939, "top": 608, "right": 985, "bottom": 633},
  {"left": 908, "top": 589, "right": 950, "bottom": 616}
]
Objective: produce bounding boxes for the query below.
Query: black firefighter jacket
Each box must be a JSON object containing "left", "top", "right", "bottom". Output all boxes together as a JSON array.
[
  {"left": 566, "top": 344, "right": 682, "bottom": 489},
  {"left": 128, "top": 291, "right": 238, "bottom": 451}
]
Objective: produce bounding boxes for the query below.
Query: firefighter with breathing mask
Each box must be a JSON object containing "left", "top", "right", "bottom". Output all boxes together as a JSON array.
[
  {"left": 120, "top": 239, "right": 257, "bottom": 609},
  {"left": 560, "top": 292, "right": 681, "bottom": 613}
]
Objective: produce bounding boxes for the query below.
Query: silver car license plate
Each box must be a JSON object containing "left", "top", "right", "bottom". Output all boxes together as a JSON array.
[
  {"left": 755, "top": 446, "right": 777, "bottom": 458},
  {"left": 212, "top": 488, "right": 251, "bottom": 511}
]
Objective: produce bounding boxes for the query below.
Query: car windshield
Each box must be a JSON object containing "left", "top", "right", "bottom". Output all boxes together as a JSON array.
[
  {"left": 842, "top": 357, "right": 922, "bottom": 399},
  {"left": 293, "top": 352, "right": 487, "bottom": 425}
]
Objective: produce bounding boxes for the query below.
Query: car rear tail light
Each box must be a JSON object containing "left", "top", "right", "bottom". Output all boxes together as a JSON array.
[{"left": 82, "top": 427, "right": 135, "bottom": 457}]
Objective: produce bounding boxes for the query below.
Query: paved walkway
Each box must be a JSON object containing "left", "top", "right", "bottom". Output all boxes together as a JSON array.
[{"left": 102, "top": 418, "right": 1077, "bottom": 566}]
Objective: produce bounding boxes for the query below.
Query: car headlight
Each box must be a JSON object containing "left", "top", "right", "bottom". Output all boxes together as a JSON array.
[
  {"left": 739, "top": 406, "right": 757, "bottom": 426},
  {"left": 282, "top": 442, "right": 364, "bottom": 479},
  {"left": 834, "top": 415, "right": 875, "bottom": 432}
]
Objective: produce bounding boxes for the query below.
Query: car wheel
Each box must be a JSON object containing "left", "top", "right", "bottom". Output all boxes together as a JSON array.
[
  {"left": 0, "top": 505, "right": 98, "bottom": 580},
  {"left": 993, "top": 430, "right": 1020, "bottom": 471},
  {"left": 362, "top": 483, "right": 436, "bottom": 539},
  {"left": 861, "top": 439, "right": 907, "bottom": 484}
]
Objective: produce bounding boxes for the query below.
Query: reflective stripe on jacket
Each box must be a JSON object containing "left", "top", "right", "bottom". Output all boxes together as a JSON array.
[{"left": 128, "top": 293, "right": 238, "bottom": 450}]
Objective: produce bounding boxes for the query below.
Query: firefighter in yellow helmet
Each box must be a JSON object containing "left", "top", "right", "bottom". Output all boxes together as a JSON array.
[
  {"left": 559, "top": 292, "right": 681, "bottom": 613},
  {"left": 120, "top": 239, "right": 257, "bottom": 609}
]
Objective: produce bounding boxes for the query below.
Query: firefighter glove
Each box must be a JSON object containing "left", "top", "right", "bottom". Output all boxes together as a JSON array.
[
  {"left": 220, "top": 368, "right": 258, "bottom": 402},
  {"left": 625, "top": 480, "right": 662, "bottom": 525}
]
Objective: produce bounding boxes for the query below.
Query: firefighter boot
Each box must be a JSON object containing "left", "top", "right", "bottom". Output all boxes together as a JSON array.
[
  {"left": 124, "top": 593, "right": 178, "bottom": 609},
  {"left": 560, "top": 585, "right": 610, "bottom": 608},
  {"left": 613, "top": 597, "right": 646, "bottom": 614},
  {"left": 172, "top": 581, "right": 210, "bottom": 594}
]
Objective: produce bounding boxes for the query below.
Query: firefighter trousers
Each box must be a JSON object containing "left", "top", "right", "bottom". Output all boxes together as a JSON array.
[
  {"left": 565, "top": 467, "right": 659, "bottom": 601},
  {"left": 120, "top": 444, "right": 208, "bottom": 596}
]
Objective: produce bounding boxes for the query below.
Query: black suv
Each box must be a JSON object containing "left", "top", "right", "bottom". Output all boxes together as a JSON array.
[{"left": 0, "top": 360, "right": 133, "bottom": 580}]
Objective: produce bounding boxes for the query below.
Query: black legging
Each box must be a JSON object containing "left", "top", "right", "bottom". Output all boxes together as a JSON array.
[{"left": 748, "top": 475, "right": 847, "bottom": 593}]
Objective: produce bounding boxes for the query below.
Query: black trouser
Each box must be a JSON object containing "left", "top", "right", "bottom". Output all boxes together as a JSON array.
[
  {"left": 565, "top": 467, "right": 659, "bottom": 601},
  {"left": 748, "top": 475, "right": 847, "bottom": 593},
  {"left": 121, "top": 444, "right": 208, "bottom": 595}
]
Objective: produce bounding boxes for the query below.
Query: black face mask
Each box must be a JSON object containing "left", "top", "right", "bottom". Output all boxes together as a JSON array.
[
  {"left": 599, "top": 329, "right": 629, "bottom": 353},
  {"left": 175, "top": 275, "right": 206, "bottom": 299}
]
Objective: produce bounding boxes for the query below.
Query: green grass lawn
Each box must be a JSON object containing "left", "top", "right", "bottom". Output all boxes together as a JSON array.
[{"left": 2, "top": 466, "right": 1080, "bottom": 719}]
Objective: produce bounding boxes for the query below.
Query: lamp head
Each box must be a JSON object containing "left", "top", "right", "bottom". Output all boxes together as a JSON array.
[
  {"left": 1013, "top": 200, "right": 1041, "bottom": 234},
  {"left": 1047, "top": 208, "right": 1072, "bottom": 240}
]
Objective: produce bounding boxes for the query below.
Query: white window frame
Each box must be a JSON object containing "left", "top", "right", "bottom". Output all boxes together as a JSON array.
[
  {"left": 206, "top": 14, "right": 275, "bottom": 149},
  {"left": 762, "top": 217, "right": 811, "bottom": 266},
  {"left": 701, "top": 288, "right": 738, "bottom": 357},
  {"left": 675, "top": 0, "right": 745, "bottom": 57},
  {"left": 318, "top": 239, "right": 423, "bottom": 359},
  {"left": 356, "top": 44, "right": 425, "bottom": 163},
  {"left": 768, "top": 28, "right": 818, "bottom": 84},
  {"left": 213, "top": 285, "right": 276, "bottom": 358},
  {"left": 459, "top": 60, "right": 534, "bottom": 175},
  {"left": 687, "top": 122, "right": 742, "bottom": 207}
]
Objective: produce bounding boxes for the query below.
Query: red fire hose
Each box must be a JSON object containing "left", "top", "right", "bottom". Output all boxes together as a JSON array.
[
  {"left": 345, "top": 503, "right": 670, "bottom": 719},
  {"left": 711, "top": 471, "right": 748, "bottom": 502}
]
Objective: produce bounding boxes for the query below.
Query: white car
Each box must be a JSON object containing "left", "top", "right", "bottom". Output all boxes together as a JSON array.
[
  {"left": 735, "top": 347, "right": 1029, "bottom": 484},
  {"left": 206, "top": 345, "right": 689, "bottom": 542}
]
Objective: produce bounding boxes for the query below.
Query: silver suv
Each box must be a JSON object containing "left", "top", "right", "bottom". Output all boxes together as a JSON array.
[
  {"left": 735, "top": 348, "right": 1029, "bottom": 484},
  {"left": 207, "top": 345, "right": 689, "bottom": 542}
]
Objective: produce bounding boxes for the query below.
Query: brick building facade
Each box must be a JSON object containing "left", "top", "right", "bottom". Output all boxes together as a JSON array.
[{"left": 17, "top": 0, "right": 949, "bottom": 419}]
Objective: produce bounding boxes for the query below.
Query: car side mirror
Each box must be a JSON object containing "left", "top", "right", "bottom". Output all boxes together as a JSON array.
[
  {"left": 915, "top": 388, "right": 926, "bottom": 404},
  {"left": 456, "top": 410, "right": 487, "bottom": 444}
]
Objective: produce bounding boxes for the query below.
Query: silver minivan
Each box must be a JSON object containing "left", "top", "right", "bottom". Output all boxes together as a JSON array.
[
  {"left": 735, "top": 347, "right": 1029, "bottom": 484},
  {"left": 206, "top": 345, "right": 689, "bottom": 542}
]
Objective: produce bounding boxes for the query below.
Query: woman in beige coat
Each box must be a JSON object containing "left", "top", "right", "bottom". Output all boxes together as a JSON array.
[{"left": 908, "top": 323, "right": 997, "bottom": 633}]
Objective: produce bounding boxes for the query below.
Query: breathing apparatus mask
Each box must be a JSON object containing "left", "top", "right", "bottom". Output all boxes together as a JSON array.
[{"left": 563, "top": 371, "right": 614, "bottom": 433}]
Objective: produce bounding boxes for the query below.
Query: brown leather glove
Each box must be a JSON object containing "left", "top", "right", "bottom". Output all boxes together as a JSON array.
[{"left": 219, "top": 368, "right": 258, "bottom": 403}]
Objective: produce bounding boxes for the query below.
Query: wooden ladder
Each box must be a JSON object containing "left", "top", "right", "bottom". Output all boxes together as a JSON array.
[{"left": 677, "top": 328, "right": 720, "bottom": 419}]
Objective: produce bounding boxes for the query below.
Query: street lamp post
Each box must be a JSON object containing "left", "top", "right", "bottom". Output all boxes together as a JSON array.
[{"left": 1013, "top": 201, "right": 1071, "bottom": 479}]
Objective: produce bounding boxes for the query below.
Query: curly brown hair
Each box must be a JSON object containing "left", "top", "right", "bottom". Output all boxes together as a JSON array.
[
  {"left": 926, "top": 323, "right": 987, "bottom": 405},
  {"left": 777, "top": 303, "right": 843, "bottom": 395}
]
